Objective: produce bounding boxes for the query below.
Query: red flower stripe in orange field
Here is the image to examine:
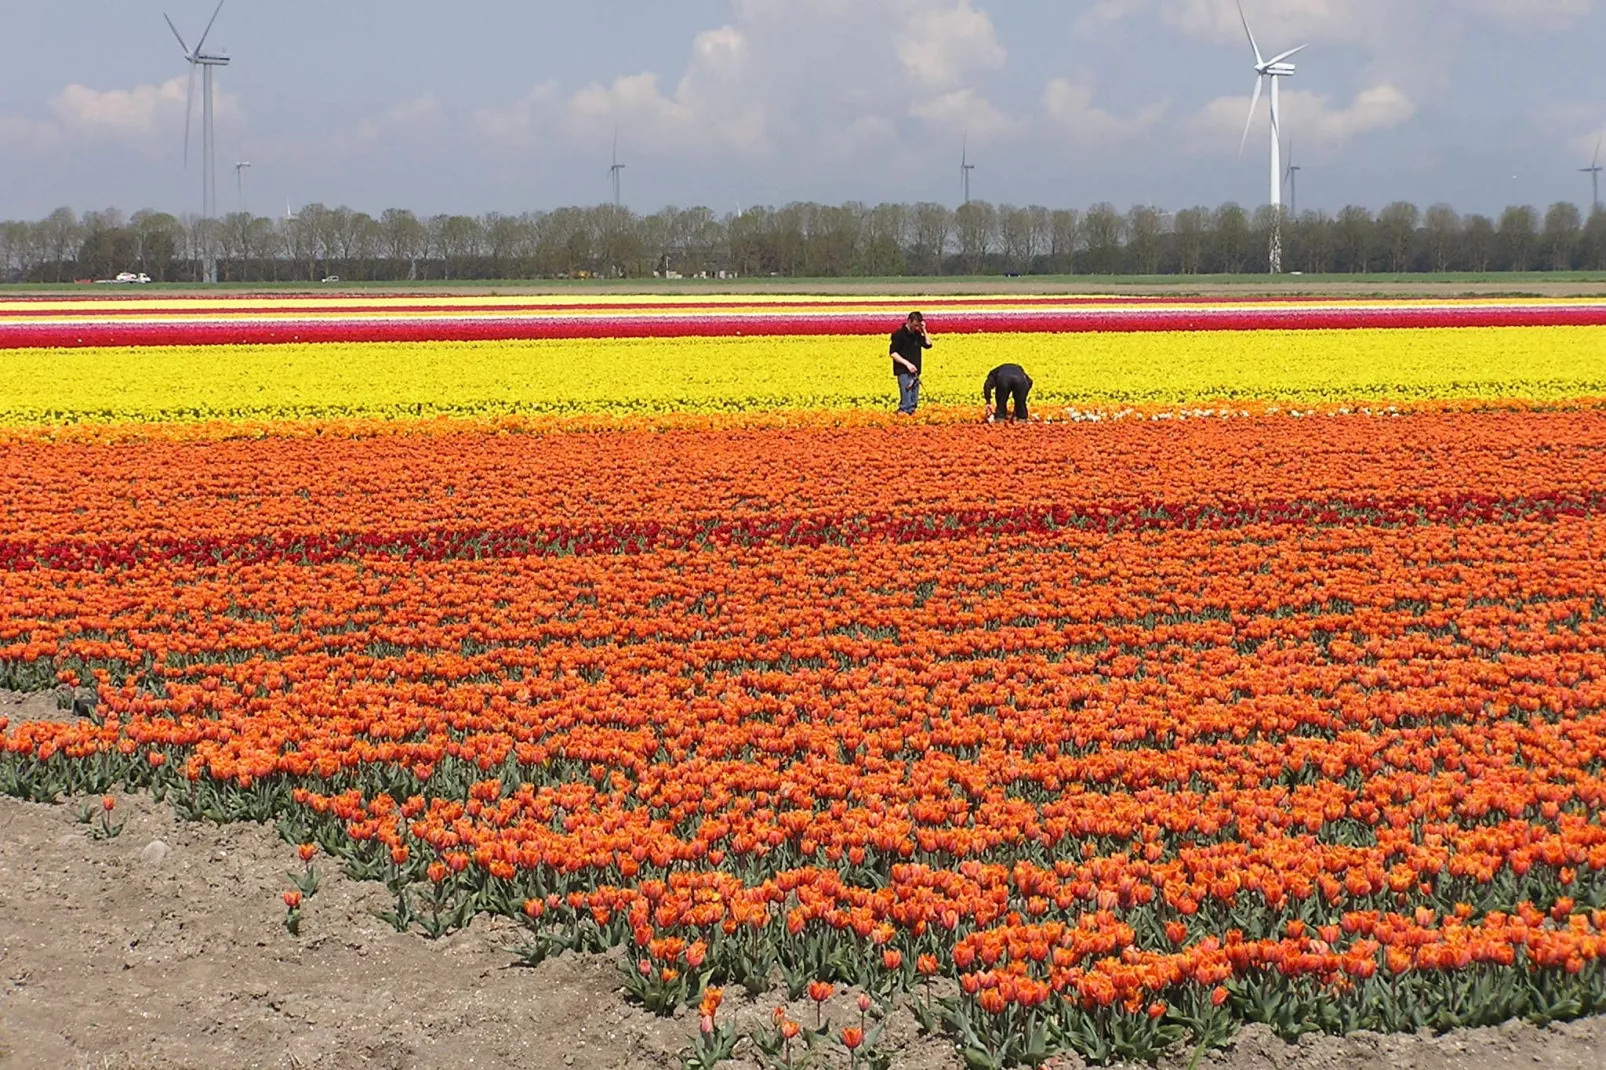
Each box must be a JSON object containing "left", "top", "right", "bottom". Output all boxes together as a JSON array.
[
  {"left": 3, "top": 300, "right": 1606, "bottom": 348},
  {"left": 3, "top": 409, "right": 1606, "bottom": 1057}
]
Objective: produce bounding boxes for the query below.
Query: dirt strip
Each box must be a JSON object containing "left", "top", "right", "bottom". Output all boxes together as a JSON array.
[{"left": 0, "top": 753, "right": 1600, "bottom": 1068}]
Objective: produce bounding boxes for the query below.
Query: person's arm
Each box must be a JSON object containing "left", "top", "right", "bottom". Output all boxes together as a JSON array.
[{"left": 983, "top": 371, "right": 995, "bottom": 404}]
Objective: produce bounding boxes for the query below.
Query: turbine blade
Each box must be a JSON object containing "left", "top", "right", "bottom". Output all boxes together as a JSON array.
[
  {"left": 195, "top": 0, "right": 225, "bottom": 53},
  {"left": 1266, "top": 44, "right": 1306, "bottom": 66},
  {"left": 1595, "top": 136, "right": 1602, "bottom": 169},
  {"left": 1238, "top": 76, "right": 1263, "bottom": 160},
  {"left": 1237, "top": 0, "right": 1264, "bottom": 67},
  {"left": 163, "top": 13, "right": 191, "bottom": 55},
  {"left": 183, "top": 64, "right": 196, "bottom": 166}
]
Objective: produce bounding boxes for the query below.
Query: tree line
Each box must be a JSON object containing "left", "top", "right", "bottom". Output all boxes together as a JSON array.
[{"left": 4, "top": 199, "right": 1605, "bottom": 283}]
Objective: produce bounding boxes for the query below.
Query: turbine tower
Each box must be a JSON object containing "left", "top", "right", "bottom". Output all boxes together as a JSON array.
[
  {"left": 1236, "top": 1, "right": 1305, "bottom": 274},
  {"left": 166, "top": 0, "right": 231, "bottom": 283},
  {"left": 610, "top": 128, "right": 625, "bottom": 209},
  {"left": 234, "top": 160, "right": 251, "bottom": 214},
  {"left": 961, "top": 136, "right": 975, "bottom": 205},
  {"left": 1584, "top": 138, "right": 1603, "bottom": 216}
]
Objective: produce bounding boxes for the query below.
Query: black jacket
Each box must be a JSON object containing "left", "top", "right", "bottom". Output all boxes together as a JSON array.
[
  {"left": 890, "top": 326, "right": 932, "bottom": 376},
  {"left": 984, "top": 364, "right": 1031, "bottom": 403}
]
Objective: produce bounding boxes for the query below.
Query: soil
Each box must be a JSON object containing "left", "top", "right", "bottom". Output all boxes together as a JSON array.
[{"left": 2, "top": 740, "right": 1604, "bottom": 1070}]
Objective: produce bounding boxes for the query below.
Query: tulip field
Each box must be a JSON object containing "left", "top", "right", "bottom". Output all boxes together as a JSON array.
[{"left": 3, "top": 293, "right": 1606, "bottom": 1067}]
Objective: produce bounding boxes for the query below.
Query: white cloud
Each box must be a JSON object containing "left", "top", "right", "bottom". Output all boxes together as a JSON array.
[
  {"left": 475, "top": 0, "right": 1019, "bottom": 170},
  {"left": 1471, "top": 0, "right": 1596, "bottom": 29},
  {"left": 0, "top": 114, "right": 61, "bottom": 153},
  {"left": 1090, "top": 0, "right": 1596, "bottom": 43},
  {"left": 1042, "top": 80, "right": 1169, "bottom": 144},
  {"left": 473, "top": 83, "right": 559, "bottom": 145},
  {"left": 49, "top": 77, "right": 241, "bottom": 141},
  {"left": 894, "top": 0, "right": 1006, "bottom": 90},
  {"left": 910, "top": 87, "right": 1022, "bottom": 142},
  {"left": 1188, "top": 83, "right": 1415, "bottom": 153},
  {"left": 356, "top": 95, "right": 445, "bottom": 145}
]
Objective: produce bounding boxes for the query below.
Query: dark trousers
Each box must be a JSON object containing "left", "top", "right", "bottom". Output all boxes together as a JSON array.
[{"left": 994, "top": 374, "right": 1031, "bottom": 421}]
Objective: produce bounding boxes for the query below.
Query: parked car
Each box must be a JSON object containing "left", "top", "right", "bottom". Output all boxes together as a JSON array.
[
  {"left": 322, "top": 276, "right": 341, "bottom": 283},
  {"left": 114, "top": 272, "right": 152, "bottom": 284}
]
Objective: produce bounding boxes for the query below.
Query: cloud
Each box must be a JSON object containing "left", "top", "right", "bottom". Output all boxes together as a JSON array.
[
  {"left": 475, "top": 0, "right": 1019, "bottom": 170},
  {"left": 910, "top": 87, "right": 1022, "bottom": 142},
  {"left": 1076, "top": 0, "right": 1599, "bottom": 97},
  {"left": 49, "top": 77, "right": 241, "bottom": 141},
  {"left": 1042, "top": 80, "right": 1169, "bottom": 144},
  {"left": 0, "top": 114, "right": 62, "bottom": 153},
  {"left": 356, "top": 95, "right": 445, "bottom": 146},
  {"left": 894, "top": 0, "right": 1006, "bottom": 90},
  {"left": 1086, "top": 0, "right": 1597, "bottom": 42},
  {"left": 1188, "top": 83, "right": 1415, "bottom": 153},
  {"left": 1471, "top": 0, "right": 1596, "bottom": 29}
]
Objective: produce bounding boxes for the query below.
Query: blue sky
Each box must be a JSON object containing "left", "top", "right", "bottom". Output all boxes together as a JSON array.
[{"left": 1, "top": 0, "right": 1602, "bottom": 219}]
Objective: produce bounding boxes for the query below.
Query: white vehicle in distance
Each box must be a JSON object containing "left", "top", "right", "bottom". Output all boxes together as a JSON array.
[
  {"left": 114, "top": 272, "right": 152, "bottom": 284},
  {"left": 322, "top": 276, "right": 341, "bottom": 283}
]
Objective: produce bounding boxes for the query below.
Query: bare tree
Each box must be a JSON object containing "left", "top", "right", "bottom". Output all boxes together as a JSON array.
[
  {"left": 380, "top": 209, "right": 427, "bottom": 280},
  {"left": 997, "top": 204, "right": 1033, "bottom": 274},
  {"left": 1496, "top": 205, "right": 1538, "bottom": 271},
  {"left": 1376, "top": 201, "right": 1421, "bottom": 273},
  {"left": 1542, "top": 202, "right": 1582, "bottom": 270},
  {"left": 1082, "top": 203, "right": 1124, "bottom": 274},
  {"left": 1423, "top": 205, "right": 1461, "bottom": 272},
  {"left": 1126, "top": 206, "right": 1164, "bottom": 275},
  {"left": 1173, "top": 208, "right": 1206, "bottom": 274},
  {"left": 909, "top": 203, "right": 951, "bottom": 275}
]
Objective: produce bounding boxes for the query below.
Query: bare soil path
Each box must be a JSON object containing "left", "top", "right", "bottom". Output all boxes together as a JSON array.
[{"left": 1, "top": 784, "right": 1602, "bottom": 1069}]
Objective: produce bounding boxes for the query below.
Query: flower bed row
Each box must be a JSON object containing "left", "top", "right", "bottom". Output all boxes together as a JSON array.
[
  {"left": 3, "top": 410, "right": 1606, "bottom": 1063},
  {"left": 4, "top": 302, "right": 1606, "bottom": 348},
  {"left": 2, "top": 328, "right": 1603, "bottom": 431}
]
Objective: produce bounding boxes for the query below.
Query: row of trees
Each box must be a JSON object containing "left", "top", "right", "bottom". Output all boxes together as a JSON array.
[{"left": 4, "top": 200, "right": 1605, "bottom": 283}]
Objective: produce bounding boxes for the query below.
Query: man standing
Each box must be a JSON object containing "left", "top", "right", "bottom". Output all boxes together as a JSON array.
[
  {"left": 889, "top": 312, "right": 933, "bottom": 415},
  {"left": 983, "top": 363, "right": 1032, "bottom": 423}
]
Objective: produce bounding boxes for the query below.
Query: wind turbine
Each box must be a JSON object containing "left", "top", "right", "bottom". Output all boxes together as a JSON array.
[
  {"left": 961, "top": 136, "right": 975, "bottom": 205},
  {"left": 1584, "top": 137, "right": 1603, "bottom": 215},
  {"left": 1284, "top": 139, "right": 1301, "bottom": 218},
  {"left": 234, "top": 160, "right": 251, "bottom": 214},
  {"left": 165, "top": 0, "right": 231, "bottom": 282},
  {"left": 610, "top": 128, "right": 626, "bottom": 209},
  {"left": 1236, "top": 1, "right": 1305, "bottom": 274}
]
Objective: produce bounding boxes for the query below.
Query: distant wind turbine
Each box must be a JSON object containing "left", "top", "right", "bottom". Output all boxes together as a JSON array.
[
  {"left": 1584, "top": 137, "right": 1603, "bottom": 215},
  {"left": 610, "top": 128, "right": 626, "bottom": 209},
  {"left": 1284, "top": 139, "right": 1301, "bottom": 218},
  {"left": 234, "top": 161, "right": 251, "bottom": 214},
  {"left": 164, "top": 0, "right": 231, "bottom": 283},
  {"left": 1236, "top": 0, "right": 1305, "bottom": 274},
  {"left": 961, "top": 136, "right": 975, "bottom": 205}
]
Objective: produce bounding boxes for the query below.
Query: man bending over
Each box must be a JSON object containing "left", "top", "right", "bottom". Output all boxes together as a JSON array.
[{"left": 984, "top": 363, "right": 1032, "bottom": 423}]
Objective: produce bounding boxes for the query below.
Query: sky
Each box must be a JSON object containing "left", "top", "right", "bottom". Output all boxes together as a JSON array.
[{"left": 1, "top": 0, "right": 1603, "bottom": 220}]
